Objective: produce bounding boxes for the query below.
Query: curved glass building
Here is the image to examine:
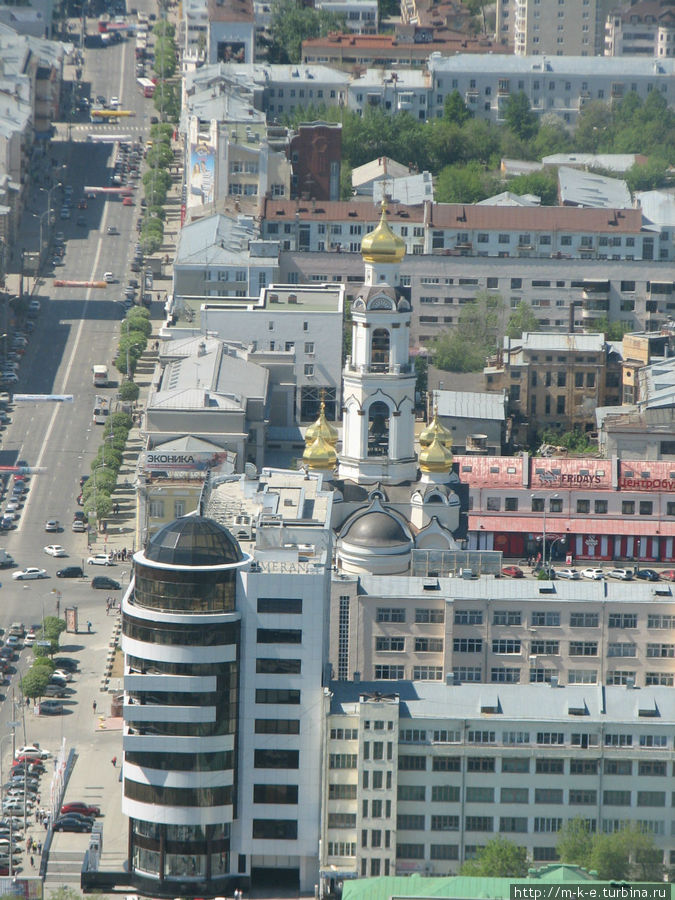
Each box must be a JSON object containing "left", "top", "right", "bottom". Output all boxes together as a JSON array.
[{"left": 122, "top": 516, "right": 249, "bottom": 896}]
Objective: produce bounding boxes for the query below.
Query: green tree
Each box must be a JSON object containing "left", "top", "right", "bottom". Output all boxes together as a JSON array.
[
  {"left": 625, "top": 157, "right": 668, "bottom": 193},
  {"left": 444, "top": 90, "right": 471, "bottom": 126},
  {"left": 119, "top": 381, "right": 140, "bottom": 402},
  {"left": 414, "top": 355, "right": 428, "bottom": 401},
  {"left": 504, "top": 91, "right": 539, "bottom": 142},
  {"left": 574, "top": 101, "right": 614, "bottom": 152},
  {"left": 506, "top": 301, "right": 540, "bottom": 338},
  {"left": 589, "top": 832, "right": 631, "bottom": 881},
  {"left": 460, "top": 836, "right": 528, "bottom": 877},
  {"left": 432, "top": 291, "right": 504, "bottom": 373},
  {"left": 267, "top": 0, "right": 345, "bottom": 63},
  {"left": 533, "top": 116, "right": 573, "bottom": 157},
  {"left": 339, "top": 162, "right": 353, "bottom": 200},
  {"left": 556, "top": 817, "right": 593, "bottom": 868},
  {"left": 508, "top": 170, "right": 559, "bottom": 206},
  {"left": 436, "top": 161, "right": 500, "bottom": 203},
  {"left": 21, "top": 668, "right": 50, "bottom": 701}
]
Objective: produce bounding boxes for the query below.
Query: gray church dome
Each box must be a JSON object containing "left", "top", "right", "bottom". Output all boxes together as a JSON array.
[
  {"left": 339, "top": 498, "right": 412, "bottom": 547},
  {"left": 145, "top": 515, "right": 244, "bottom": 566}
]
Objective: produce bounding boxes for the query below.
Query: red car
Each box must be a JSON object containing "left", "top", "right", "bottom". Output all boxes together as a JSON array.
[
  {"left": 61, "top": 801, "right": 101, "bottom": 817},
  {"left": 501, "top": 565, "right": 524, "bottom": 578},
  {"left": 660, "top": 570, "right": 675, "bottom": 581},
  {"left": 122, "top": 197, "right": 133, "bottom": 206}
]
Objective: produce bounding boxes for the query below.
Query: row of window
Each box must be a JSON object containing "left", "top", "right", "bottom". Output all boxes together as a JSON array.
[
  {"left": 479, "top": 497, "right": 674, "bottom": 515},
  {"left": 384, "top": 609, "right": 675, "bottom": 629},
  {"left": 370, "top": 665, "right": 674, "bottom": 685}
]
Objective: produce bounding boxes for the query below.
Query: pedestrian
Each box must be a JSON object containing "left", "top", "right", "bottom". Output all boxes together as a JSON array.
[
  {"left": 87, "top": 620, "right": 92, "bottom": 633},
  {"left": 37, "top": 841, "right": 42, "bottom": 856},
  {"left": 111, "top": 756, "right": 117, "bottom": 767},
  {"left": 25, "top": 696, "right": 29, "bottom": 707},
  {"left": 92, "top": 700, "right": 97, "bottom": 714},
  {"left": 30, "top": 855, "right": 34, "bottom": 868}
]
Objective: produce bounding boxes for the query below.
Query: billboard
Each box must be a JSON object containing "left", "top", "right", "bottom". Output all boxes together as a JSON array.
[
  {"left": 143, "top": 449, "right": 236, "bottom": 472},
  {"left": 188, "top": 140, "right": 215, "bottom": 207},
  {"left": 0, "top": 877, "right": 43, "bottom": 899}
]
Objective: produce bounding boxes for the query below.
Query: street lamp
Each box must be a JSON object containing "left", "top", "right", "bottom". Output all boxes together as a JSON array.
[
  {"left": 531, "top": 493, "right": 559, "bottom": 571},
  {"left": 33, "top": 211, "right": 49, "bottom": 262},
  {"left": 0, "top": 722, "right": 21, "bottom": 875}
]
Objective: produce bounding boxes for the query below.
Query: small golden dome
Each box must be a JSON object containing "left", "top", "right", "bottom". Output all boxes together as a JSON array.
[
  {"left": 419, "top": 435, "right": 454, "bottom": 474},
  {"left": 361, "top": 200, "right": 406, "bottom": 265},
  {"left": 302, "top": 434, "right": 338, "bottom": 471},
  {"left": 305, "top": 400, "right": 338, "bottom": 447},
  {"left": 419, "top": 410, "right": 453, "bottom": 451}
]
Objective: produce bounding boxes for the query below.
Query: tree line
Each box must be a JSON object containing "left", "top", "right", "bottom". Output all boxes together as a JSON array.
[{"left": 281, "top": 89, "right": 674, "bottom": 203}]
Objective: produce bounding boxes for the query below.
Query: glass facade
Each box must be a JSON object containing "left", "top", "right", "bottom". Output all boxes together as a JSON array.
[{"left": 134, "top": 563, "right": 237, "bottom": 613}]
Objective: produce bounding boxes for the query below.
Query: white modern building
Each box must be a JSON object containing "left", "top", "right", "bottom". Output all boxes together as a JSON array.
[{"left": 315, "top": 0, "right": 378, "bottom": 33}]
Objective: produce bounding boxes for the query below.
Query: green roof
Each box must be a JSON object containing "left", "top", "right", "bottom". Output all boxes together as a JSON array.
[{"left": 341, "top": 866, "right": 599, "bottom": 900}]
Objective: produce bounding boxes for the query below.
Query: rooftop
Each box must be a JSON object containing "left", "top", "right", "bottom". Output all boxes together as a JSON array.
[
  {"left": 433, "top": 389, "right": 506, "bottom": 422},
  {"left": 428, "top": 52, "right": 675, "bottom": 75},
  {"left": 558, "top": 166, "right": 632, "bottom": 210},
  {"left": 175, "top": 213, "right": 276, "bottom": 267},
  {"left": 507, "top": 331, "right": 607, "bottom": 353},
  {"left": 430, "top": 204, "right": 643, "bottom": 233}
]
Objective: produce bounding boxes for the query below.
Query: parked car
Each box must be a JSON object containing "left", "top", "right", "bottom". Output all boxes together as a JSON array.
[
  {"left": 106, "top": 226, "right": 119, "bottom": 235},
  {"left": 44, "top": 685, "right": 67, "bottom": 698},
  {"left": 53, "top": 817, "right": 92, "bottom": 833},
  {"left": 581, "top": 567, "right": 604, "bottom": 580},
  {"left": 634, "top": 568, "right": 660, "bottom": 582},
  {"left": 501, "top": 565, "right": 524, "bottom": 578},
  {"left": 552, "top": 567, "right": 580, "bottom": 580},
  {"left": 53, "top": 657, "right": 78, "bottom": 672},
  {"left": 44, "top": 545, "right": 67, "bottom": 557},
  {"left": 56, "top": 566, "right": 83, "bottom": 578},
  {"left": 61, "top": 802, "right": 100, "bottom": 817},
  {"left": 659, "top": 569, "right": 675, "bottom": 581},
  {"left": 91, "top": 576, "right": 121, "bottom": 590},
  {"left": 607, "top": 568, "right": 633, "bottom": 580},
  {"left": 15, "top": 745, "right": 50, "bottom": 761},
  {"left": 39, "top": 700, "right": 64, "bottom": 715}
]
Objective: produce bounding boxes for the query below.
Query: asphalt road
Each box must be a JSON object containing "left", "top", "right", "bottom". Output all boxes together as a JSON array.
[{"left": 0, "top": 20, "right": 152, "bottom": 730}]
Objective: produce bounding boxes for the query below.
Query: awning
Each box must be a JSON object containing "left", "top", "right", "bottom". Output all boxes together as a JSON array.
[{"left": 468, "top": 514, "right": 674, "bottom": 537}]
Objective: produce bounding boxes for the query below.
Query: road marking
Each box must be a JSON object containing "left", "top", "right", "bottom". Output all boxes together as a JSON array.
[{"left": 19, "top": 192, "right": 113, "bottom": 528}]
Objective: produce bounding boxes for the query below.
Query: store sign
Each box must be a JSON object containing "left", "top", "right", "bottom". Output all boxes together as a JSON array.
[
  {"left": 619, "top": 476, "right": 675, "bottom": 491},
  {"left": 537, "top": 470, "right": 602, "bottom": 486},
  {"left": 143, "top": 450, "right": 235, "bottom": 472}
]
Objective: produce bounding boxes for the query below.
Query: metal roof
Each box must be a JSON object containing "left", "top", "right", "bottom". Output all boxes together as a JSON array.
[
  {"left": 428, "top": 52, "right": 675, "bottom": 76},
  {"left": 558, "top": 166, "right": 632, "bottom": 210},
  {"left": 433, "top": 389, "right": 506, "bottom": 422},
  {"left": 507, "top": 331, "right": 606, "bottom": 353}
]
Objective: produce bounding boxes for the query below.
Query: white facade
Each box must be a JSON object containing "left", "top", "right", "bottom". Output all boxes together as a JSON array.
[
  {"left": 322, "top": 682, "right": 675, "bottom": 880},
  {"left": 315, "top": 0, "right": 378, "bottom": 33}
]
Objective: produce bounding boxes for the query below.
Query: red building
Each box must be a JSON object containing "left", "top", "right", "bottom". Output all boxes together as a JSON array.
[
  {"left": 458, "top": 454, "right": 675, "bottom": 563},
  {"left": 289, "top": 123, "right": 342, "bottom": 202}
]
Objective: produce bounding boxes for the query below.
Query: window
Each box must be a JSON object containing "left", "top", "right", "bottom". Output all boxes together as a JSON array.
[
  {"left": 465, "top": 816, "right": 493, "bottom": 832},
  {"left": 647, "top": 644, "right": 675, "bottom": 658},
  {"left": 254, "top": 784, "right": 298, "bottom": 804},
  {"left": 467, "top": 731, "right": 495, "bottom": 744},
  {"left": 491, "top": 667, "right": 520, "bottom": 683},
  {"left": 570, "top": 642, "right": 597, "bottom": 656},
  {"left": 502, "top": 758, "right": 530, "bottom": 773},
  {"left": 397, "top": 814, "right": 425, "bottom": 830},
  {"left": 594, "top": 500, "right": 607, "bottom": 515},
  {"left": 377, "top": 608, "right": 405, "bottom": 622},
  {"left": 455, "top": 666, "right": 482, "bottom": 682},
  {"left": 608, "top": 643, "right": 637, "bottom": 657},
  {"left": 454, "top": 610, "right": 483, "bottom": 625},
  {"left": 637, "top": 791, "right": 665, "bottom": 807},
  {"left": 604, "top": 759, "right": 632, "bottom": 775},
  {"left": 500, "top": 817, "right": 527, "bottom": 833},
  {"left": 467, "top": 757, "right": 495, "bottom": 773},
  {"left": 639, "top": 735, "right": 667, "bottom": 748},
  {"left": 493, "top": 611, "right": 521, "bottom": 626},
  {"left": 254, "top": 749, "right": 299, "bottom": 768},
  {"left": 536, "top": 759, "right": 564, "bottom": 774},
  {"left": 431, "top": 785, "right": 459, "bottom": 802},
  {"left": 534, "top": 818, "right": 562, "bottom": 833},
  {"left": 396, "top": 844, "right": 424, "bottom": 859},
  {"left": 256, "top": 658, "right": 301, "bottom": 674},
  {"left": 537, "top": 732, "right": 564, "bottom": 745},
  {"left": 430, "top": 844, "right": 458, "bottom": 860},
  {"left": 505, "top": 497, "right": 518, "bottom": 511},
  {"left": 430, "top": 815, "right": 459, "bottom": 831},
  {"left": 571, "top": 760, "right": 597, "bottom": 775},
  {"left": 640, "top": 501, "right": 653, "bottom": 516},
  {"left": 571, "top": 613, "right": 598, "bottom": 628},
  {"left": 399, "top": 755, "right": 426, "bottom": 771},
  {"left": 501, "top": 788, "right": 528, "bottom": 804},
  {"left": 569, "top": 790, "right": 597, "bottom": 805},
  {"left": 329, "top": 754, "right": 357, "bottom": 769},
  {"left": 622, "top": 501, "right": 635, "bottom": 515},
  {"left": 252, "top": 819, "right": 297, "bottom": 840},
  {"left": 492, "top": 639, "right": 521, "bottom": 654},
  {"left": 376, "top": 637, "right": 405, "bottom": 652},
  {"left": 433, "top": 756, "right": 460, "bottom": 771},
  {"left": 569, "top": 670, "right": 597, "bottom": 684},
  {"left": 604, "top": 734, "right": 632, "bottom": 747},
  {"left": 257, "top": 628, "right": 301, "bottom": 644},
  {"left": 648, "top": 615, "right": 675, "bottom": 629},
  {"left": 415, "top": 608, "right": 444, "bottom": 623},
  {"left": 415, "top": 638, "right": 443, "bottom": 653},
  {"left": 413, "top": 666, "right": 443, "bottom": 680},
  {"left": 531, "top": 612, "right": 560, "bottom": 627},
  {"left": 256, "top": 719, "right": 300, "bottom": 734},
  {"left": 374, "top": 665, "right": 404, "bottom": 679},
  {"left": 638, "top": 761, "right": 666, "bottom": 776},
  {"left": 329, "top": 784, "right": 357, "bottom": 800},
  {"left": 453, "top": 638, "right": 482, "bottom": 653},
  {"left": 576, "top": 499, "right": 590, "bottom": 514},
  {"left": 256, "top": 689, "right": 300, "bottom": 704},
  {"left": 531, "top": 640, "right": 559, "bottom": 655},
  {"left": 258, "top": 597, "right": 302, "bottom": 614}
]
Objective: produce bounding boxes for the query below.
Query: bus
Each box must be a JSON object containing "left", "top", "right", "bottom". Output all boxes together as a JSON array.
[
  {"left": 137, "top": 77, "right": 155, "bottom": 98},
  {"left": 93, "top": 395, "right": 110, "bottom": 425}
]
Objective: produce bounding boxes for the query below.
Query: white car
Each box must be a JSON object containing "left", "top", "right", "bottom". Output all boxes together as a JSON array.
[
  {"left": 607, "top": 568, "right": 633, "bottom": 581},
  {"left": 44, "top": 519, "right": 60, "bottom": 532},
  {"left": 23, "top": 632, "right": 36, "bottom": 647},
  {"left": 581, "top": 567, "right": 604, "bottom": 580},
  {"left": 87, "top": 553, "right": 113, "bottom": 566},
  {"left": 15, "top": 745, "right": 50, "bottom": 759},
  {"left": 109, "top": 96, "right": 120, "bottom": 107},
  {"left": 12, "top": 567, "right": 48, "bottom": 580},
  {"left": 103, "top": 272, "right": 115, "bottom": 283},
  {"left": 51, "top": 669, "right": 73, "bottom": 682},
  {"left": 44, "top": 545, "right": 67, "bottom": 557},
  {"left": 554, "top": 567, "right": 580, "bottom": 580}
]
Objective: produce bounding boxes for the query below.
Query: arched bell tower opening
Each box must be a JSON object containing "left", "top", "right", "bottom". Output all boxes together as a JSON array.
[
  {"left": 367, "top": 400, "right": 390, "bottom": 457},
  {"left": 371, "top": 329, "right": 390, "bottom": 370}
]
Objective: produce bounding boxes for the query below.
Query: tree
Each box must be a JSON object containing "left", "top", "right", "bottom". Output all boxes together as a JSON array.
[
  {"left": 557, "top": 817, "right": 593, "bottom": 868},
  {"left": 460, "top": 837, "right": 528, "bottom": 877},
  {"left": 435, "top": 161, "right": 500, "bottom": 203},
  {"left": 119, "top": 381, "right": 140, "bottom": 402},
  {"left": 504, "top": 91, "right": 539, "bottom": 142},
  {"left": 625, "top": 157, "right": 668, "bottom": 193},
  {"left": 41, "top": 616, "right": 66, "bottom": 653},
  {"left": 432, "top": 291, "right": 504, "bottom": 373},
  {"left": 48, "top": 889, "right": 84, "bottom": 900},
  {"left": 340, "top": 162, "right": 353, "bottom": 200},
  {"left": 20, "top": 668, "right": 50, "bottom": 701},
  {"left": 507, "top": 170, "right": 558, "bottom": 206},
  {"left": 589, "top": 833, "right": 631, "bottom": 881},
  {"left": 444, "top": 90, "right": 471, "bottom": 126},
  {"left": 267, "top": 0, "right": 345, "bottom": 63},
  {"left": 506, "top": 301, "right": 540, "bottom": 338}
]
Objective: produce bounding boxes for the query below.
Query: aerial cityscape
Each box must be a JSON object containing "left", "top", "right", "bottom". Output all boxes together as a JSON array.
[{"left": 0, "top": 0, "right": 674, "bottom": 896}]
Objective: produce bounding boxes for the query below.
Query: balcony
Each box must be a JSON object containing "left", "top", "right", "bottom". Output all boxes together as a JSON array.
[{"left": 345, "top": 361, "right": 412, "bottom": 375}]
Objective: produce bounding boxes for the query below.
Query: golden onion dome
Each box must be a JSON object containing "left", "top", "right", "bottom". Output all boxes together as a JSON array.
[
  {"left": 419, "top": 435, "right": 454, "bottom": 474},
  {"left": 361, "top": 200, "right": 406, "bottom": 265},
  {"left": 419, "top": 410, "right": 453, "bottom": 451},
  {"left": 302, "top": 434, "right": 338, "bottom": 471},
  {"left": 304, "top": 400, "right": 339, "bottom": 447}
]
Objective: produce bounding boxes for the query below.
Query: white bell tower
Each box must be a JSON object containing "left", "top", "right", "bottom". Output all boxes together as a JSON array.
[{"left": 338, "top": 202, "right": 417, "bottom": 484}]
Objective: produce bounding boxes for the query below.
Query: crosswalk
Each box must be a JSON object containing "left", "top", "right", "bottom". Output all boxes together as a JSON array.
[{"left": 69, "top": 123, "right": 147, "bottom": 136}]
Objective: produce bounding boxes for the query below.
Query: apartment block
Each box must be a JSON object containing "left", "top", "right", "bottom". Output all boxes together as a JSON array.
[
  {"left": 495, "top": 0, "right": 613, "bottom": 57},
  {"left": 321, "top": 682, "right": 675, "bottom": 884},
  {"left": 605, "top": 0, "right": 675, "bottom": 57}
]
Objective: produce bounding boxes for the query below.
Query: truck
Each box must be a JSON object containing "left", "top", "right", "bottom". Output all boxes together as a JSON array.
[
  {"left": 92, "top": 365, "right": 109, "bottom": 387},
  {"left": 0, "top": 549, "right": 15, "bottom": 568}
]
